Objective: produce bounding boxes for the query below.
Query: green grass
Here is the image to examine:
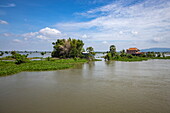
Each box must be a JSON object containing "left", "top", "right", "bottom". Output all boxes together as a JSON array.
[
  {"left": 113, "top": 56, "right": 150, "bottom": 62},
  {"left": 113, "top": 56, "right": 170, "bottom": 62},
  {"left": 152, "top": 56, "right": 170, "bottom": 59},
  {"left": 0, "top": 59, "right": 87, "bottom": 76}
]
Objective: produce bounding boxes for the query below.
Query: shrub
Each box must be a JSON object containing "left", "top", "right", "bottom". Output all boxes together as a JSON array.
[
  {"left": 104, "top": 53, "right": 112, "bottom": 61},
  {"left": 14, "top": 54, "right": 29, "bottom": 64}
]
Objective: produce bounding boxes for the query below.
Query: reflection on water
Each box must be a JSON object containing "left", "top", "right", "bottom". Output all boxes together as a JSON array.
[{"left": 0, "top": 60, "right": 170, "bottom": 113}]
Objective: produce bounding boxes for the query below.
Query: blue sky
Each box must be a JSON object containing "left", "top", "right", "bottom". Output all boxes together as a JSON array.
[{"left": 0, "top": 0, "right": 170, "bottom": 51}]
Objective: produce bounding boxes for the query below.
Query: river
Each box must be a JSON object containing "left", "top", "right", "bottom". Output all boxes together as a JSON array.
[{"left": 0, "top": 59, "right": 170, "bottom": 113}]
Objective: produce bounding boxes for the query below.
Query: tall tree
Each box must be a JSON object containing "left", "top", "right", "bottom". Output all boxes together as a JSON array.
[
  {"left": 110, "top": 45, "right": 116, "bottom": 57},
  {"left": 51, "top": 38, "right": 84, "bottom": 58}
]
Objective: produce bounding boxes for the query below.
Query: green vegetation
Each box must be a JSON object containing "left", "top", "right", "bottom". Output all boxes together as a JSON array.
[
  {"left": 41, "top": 52, "right": 46, "bottom": 56},
  {"left": 153, "top": 56, "right": 170, "bottom": 59},
  {"left": 114, "top": 56, "right": 149, "bottom": 62},
  {"left": 0, "top": 59, "right": 87, "bottom": 76},
  {"left": 51, "top": 38, "right": 84, "bottom": 58},
  {"left": 104, "top": 45, "right": 170, "bottom": 62},
  {"left": 110, "top": 45, "right": 116, "bottom": 57},
  {"left": 0, "top": 51, "right": 4, "bottom": 56}
]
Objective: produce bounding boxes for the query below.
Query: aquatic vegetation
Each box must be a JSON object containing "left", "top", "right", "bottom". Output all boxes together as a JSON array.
[{"left": 0, "top": 59, "right": 87, "bottom": 76}]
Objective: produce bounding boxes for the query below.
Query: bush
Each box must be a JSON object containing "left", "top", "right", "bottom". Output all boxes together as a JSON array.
[
  {"left": 104, "top": 53, "right": 112, "bottom": 61},
  {"left": 46, "top": 57, "right": 51, "bottom": 61},
  {"left": 14, "top": 54, "right": 29, "bottom": 64},
  {"left": 127, "top": 54, "right": 133, "bottom": 58}
]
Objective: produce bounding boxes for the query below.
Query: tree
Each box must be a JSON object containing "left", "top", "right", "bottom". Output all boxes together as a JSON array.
[
  {"left": 15, "top": 54, "right": 29, "bottom": 64},
  {"left": 41, "top": 52, "right": 46, "bottom": 56},
  {"left": 104, "top": 53, "right": 112, "bottom": 61},
  {"left": 86, "top": 47, "right": 94, "bottom": 53},
  {"left": 5, "top": 51, "right": 9, "bottom": 54},
  {"left": 120, "top": 49, "right": 126, "bottom": 57},
  {"left": 110, "top": 45, "right": 116, "bottom": 57},
  {"left": 11, "top": 51, "right": 17, "bottom": 55},
  {"left": 0, "top": 51, "right": 4, "bottom": 56},
  {"left": 162, "top": 52, "right": 165, "bottom": 57},
  {"left": 51, "top": 38, "right": 84, "bottom": 58},
  {"left": 157, "top": 52, "right": 161, "bottom": 57}
]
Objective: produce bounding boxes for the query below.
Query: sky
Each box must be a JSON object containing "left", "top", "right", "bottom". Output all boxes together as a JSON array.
[{"left": 0, "top": 0, "right": 170, "bottom": 51}]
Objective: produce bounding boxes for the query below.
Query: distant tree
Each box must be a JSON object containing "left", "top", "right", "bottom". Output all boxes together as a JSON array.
[
  {"left": 146, "top": 52, "right": 156, "bottom": 58},
  {"left": 41, "top": 52, "right": 46, "bottom": 56},
  {"left": 157, "top": 52, "right": 161, "bottom": 57},
  {"left": 11, "top": 51, "right": 17, "bottom": 55},
  {"left": 0, "top": 51, "right": 4, "bottom": 56},
  {"left": 162, "top": 52, "right": 165, "bottom": 57},
  {"left": 15, "top": 53, "right": 29, "bottom": 64},
  {"left": 86, "top": 47, "right": 94, "bottom": 53},
  {"left": 120, "top": 49, "right": 126, "bottom": 57},
  {"left": 5, "top": 51, "right": 9, "bottom": 54},
  {"left": 110, "top": 45, "right": 116, "bottom": 57},
  {"left": 104, "top": 53, "right": 112, "bottom": 61}
]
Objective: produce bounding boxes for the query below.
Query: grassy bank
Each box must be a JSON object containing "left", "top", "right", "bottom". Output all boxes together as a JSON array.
[
  {"left": 114, "top": 56, "right": 149, "bottom": 62},
  {"left": 0, "top": 59, "right": 87, "bottom": 76},
  {"left": 114, "top": 56, "right": 170, "bottom": 62},
  {"left": 153, "top": 56, "right": 170, "bottom": 59}
]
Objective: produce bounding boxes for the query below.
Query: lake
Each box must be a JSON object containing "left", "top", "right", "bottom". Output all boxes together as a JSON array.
[{"left": 0, "top": 59, "right": 170, "bottom": 113}]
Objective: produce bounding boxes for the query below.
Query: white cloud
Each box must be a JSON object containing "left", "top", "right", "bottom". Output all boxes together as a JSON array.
[
  {"left": 0, "top": 3, "right": 16, "bottom": 8},
  {"left": 131, "top": 31, "right": 138, "bottom": 35},
  {"left": 119, "top": 31, "right": 123, "bottom": 35},
  {"left": 0, "top": 20, "right": 8, "bottom": 24},
  {"left": 22, "top": 27, "right": 62, "bottom": 41},
  {"left": 82, "top": 34, "right": 88, "bottom": 39},
  {"left": 39, "top": 27, "right": 61, "bottom": 36},
  {"left": 102, "top": 41, "right": 108, "bottom": 44},
  {"left": 55, "top": 0, "right": 170, "bottom": 50},
  {"left": 13, "top": 39, "right": 22, "bottom": 43}
]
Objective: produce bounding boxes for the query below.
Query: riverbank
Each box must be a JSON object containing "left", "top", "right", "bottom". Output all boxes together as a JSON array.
[
  {"left": 0, "top": 59, "right": 87, "bottom": 76},
  {"left": 113, "top": 56, "right": 170, "bottom": 62}
]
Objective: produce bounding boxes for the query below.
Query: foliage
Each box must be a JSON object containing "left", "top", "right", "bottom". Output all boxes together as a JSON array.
[
  {"left": 41, "top": 52, "right": 46, "bottom": 56},
  {"left": 120, "top": 49, "right": 127, "bottom": 57},
  {"left": 0, "top": 59, "right": 87, "bottom": 76},
  {"left": 162, "top": 52, "right": 165, "bottom": 57},
  {"left": 11, "top": 51, "right": 17, "bottom": 55},
  {"left": 114, "top": 56, "right": 149, "bottom": 62},
  {"left": 5, "top": 51, "right": 9, "bottom": 54},
  {"left": 146, "top": 52, "right": 156, "bottom": 57},
  {"left": 52, "top": 38, "right": 84, "bottom": 58},
  {"left": 46, "top": 57, "right": 51, "bottom": 61},
  {"left": 104, "top": 53, "right": 112, "bottom": 61},
  {"left": 157, "top": 52, "right": 161, "bottom": 57},
  {"left": 86, "top": 47, "right": 96, "bottom": 60},
  {"left": 110, "top": 45, "right": 116, "bottom": 57},
  {"left": 0, "top": 51, "right": 4, "bottom": 56},
  {"left": 14, "top": 53, "right": 29, "bottom": 64},
  {"left": 86, "top": 47, "right": 94, "bottom": 53}
]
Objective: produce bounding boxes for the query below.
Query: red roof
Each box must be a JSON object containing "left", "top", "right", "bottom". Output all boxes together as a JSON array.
[{"left": 127, "top": 48, "right": 139, "bottom": 50}]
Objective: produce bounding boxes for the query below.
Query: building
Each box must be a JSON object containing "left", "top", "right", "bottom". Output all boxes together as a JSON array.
[{"left": 126, "top": 48, "right": 143, "bottom": 56}]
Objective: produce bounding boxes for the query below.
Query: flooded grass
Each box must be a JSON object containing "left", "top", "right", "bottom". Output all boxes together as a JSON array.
[
  {"left": 0, "top": 59, "right": 87, "bottom": 76},
  {"left": 114, "top": 57, "right": 149, "bottom": 62}
]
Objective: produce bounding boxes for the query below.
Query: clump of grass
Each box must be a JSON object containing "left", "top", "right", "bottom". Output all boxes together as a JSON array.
[{"left": 0, "top": 59, "right": 87, "bottom": 76}]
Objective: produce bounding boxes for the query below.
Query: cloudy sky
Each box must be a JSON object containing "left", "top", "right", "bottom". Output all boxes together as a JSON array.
[{"left": 0, "top": 0, "right": 170, "bottom": 51}]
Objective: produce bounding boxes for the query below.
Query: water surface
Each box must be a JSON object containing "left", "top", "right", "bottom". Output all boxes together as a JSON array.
[{"left": 0, "top": 60, "right": 170, "bottom": 113}]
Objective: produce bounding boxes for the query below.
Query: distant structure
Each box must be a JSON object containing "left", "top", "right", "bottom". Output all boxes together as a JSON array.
[{"left": 126, "top": 48, "right": 142, "bottom": 56}]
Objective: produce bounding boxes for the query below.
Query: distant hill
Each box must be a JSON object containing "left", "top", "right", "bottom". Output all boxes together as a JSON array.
[{"left": 141, "top": 48, "right": 170, "bottom": 52}]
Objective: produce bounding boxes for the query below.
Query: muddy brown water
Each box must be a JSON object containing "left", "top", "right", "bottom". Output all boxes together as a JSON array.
[{"left": 0, "top": 59, "right": 170, "bottom": 113}]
